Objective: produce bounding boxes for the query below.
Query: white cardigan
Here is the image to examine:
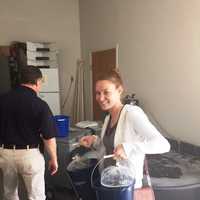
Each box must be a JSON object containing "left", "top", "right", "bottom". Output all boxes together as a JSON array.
[{"left": 98, "top": 104, "right": 170, "bottom": 188}]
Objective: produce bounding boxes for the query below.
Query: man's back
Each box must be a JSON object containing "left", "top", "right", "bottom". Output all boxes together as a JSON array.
[{"left": 0, "top": 85, "right": 54, "bottom": 145}]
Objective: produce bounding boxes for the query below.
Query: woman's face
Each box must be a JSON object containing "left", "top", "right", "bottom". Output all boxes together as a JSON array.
[{"left": 95, "top": 80, "right": 122, "bottom": 111}]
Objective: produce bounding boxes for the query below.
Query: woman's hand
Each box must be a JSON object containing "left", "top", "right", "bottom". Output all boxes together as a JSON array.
[
  {"left": 79, "top": 135, "right": 97, "bottom": 148},
  {"left": 113, "top": 144, "right": 127, "bottom": 160}
]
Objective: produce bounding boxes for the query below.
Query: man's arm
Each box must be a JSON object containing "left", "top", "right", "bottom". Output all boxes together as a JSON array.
[{"left": 43, "top": 137, "right": 58, "bottom": 175}]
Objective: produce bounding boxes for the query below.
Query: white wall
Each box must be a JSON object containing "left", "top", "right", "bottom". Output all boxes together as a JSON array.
[
  {"left": 79, "top": 0, "right": 200, "bottom": 145},
  {"left": 0, "top": 0, "right": 81, "bottom": 116}
]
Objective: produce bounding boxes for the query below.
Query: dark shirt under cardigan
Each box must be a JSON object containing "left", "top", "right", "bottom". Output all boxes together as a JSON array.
[
  {"left": 0, "top": 85, "right": 57, "bottom": 146},
  {"left": 103, "top": 120, "right": 117, "bottom": 168},
  {"left": 102, "top": 106, "right": 124, "bottom": 168}
]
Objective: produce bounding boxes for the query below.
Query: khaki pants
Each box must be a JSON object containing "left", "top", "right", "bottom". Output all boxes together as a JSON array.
[{"left": 0, "top": 148, "right": 45, "bottom": 200}]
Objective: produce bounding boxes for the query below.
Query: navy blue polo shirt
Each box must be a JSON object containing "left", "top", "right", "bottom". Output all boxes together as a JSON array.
[{"left": 0, "top": 85, "right": 58, "bottom": 145}]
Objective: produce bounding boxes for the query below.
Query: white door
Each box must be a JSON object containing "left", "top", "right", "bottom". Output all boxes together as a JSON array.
[
  {"left": 38, "top": 92, "right": 61, "bottom": 115},
  {"left": 40, "top": 68, "right": 59, "bottom": 92}
]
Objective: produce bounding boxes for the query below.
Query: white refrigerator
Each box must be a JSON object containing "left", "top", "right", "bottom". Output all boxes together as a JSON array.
[{"left": 38, "top": 68, "right": 61, "bottom": 115}]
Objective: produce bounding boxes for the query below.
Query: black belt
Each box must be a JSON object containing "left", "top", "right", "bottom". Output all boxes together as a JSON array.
[{"left": 0, "top": 144, "right": 39, "bottom": 150}]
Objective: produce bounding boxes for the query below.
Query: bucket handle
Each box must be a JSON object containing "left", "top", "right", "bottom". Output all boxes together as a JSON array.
[{"left": 90, "top": 154, "right": 114, "bottom": 188}]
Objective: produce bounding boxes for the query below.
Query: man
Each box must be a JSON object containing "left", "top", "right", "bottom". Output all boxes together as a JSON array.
[{"left": 0, "top": 66, "right": 58, "bottom": 200}]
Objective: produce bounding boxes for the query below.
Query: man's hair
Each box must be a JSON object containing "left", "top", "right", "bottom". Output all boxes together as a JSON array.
[{"left": 19, "top": 66, "right": 43, "bottom": 85}]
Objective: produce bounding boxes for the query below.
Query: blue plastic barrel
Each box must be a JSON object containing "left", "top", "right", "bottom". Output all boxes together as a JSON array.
[
  {"left": 91, "top": 162, "right": 135, "bottom": 200},
  {"left": 94, "top": 182, "right": 134, "bottom": 200},
  {"left": 54, "top": 115, "right": 69, "bottom": 137}
]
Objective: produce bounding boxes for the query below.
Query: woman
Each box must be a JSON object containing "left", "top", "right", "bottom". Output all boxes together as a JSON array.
[{"left": 79, "top": 69, "right": 170, "bottom": 188}]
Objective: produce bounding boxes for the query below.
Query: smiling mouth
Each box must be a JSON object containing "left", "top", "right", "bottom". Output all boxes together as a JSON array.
[
  {"left": 100, "top": 104, "right": 110, "bottom": 110},
  {"left": 100, "top": 102, "right": 107, "bottom": 106}
]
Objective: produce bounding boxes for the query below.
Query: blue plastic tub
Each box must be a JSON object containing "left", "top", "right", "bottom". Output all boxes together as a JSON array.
[{"left": 54, "top": 115, "right": 70, "bottom": 137}]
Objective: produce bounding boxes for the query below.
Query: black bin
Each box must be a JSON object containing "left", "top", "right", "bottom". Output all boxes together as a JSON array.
[{"left": 67, "top": 159, "right": 98, "bottom": 200}]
